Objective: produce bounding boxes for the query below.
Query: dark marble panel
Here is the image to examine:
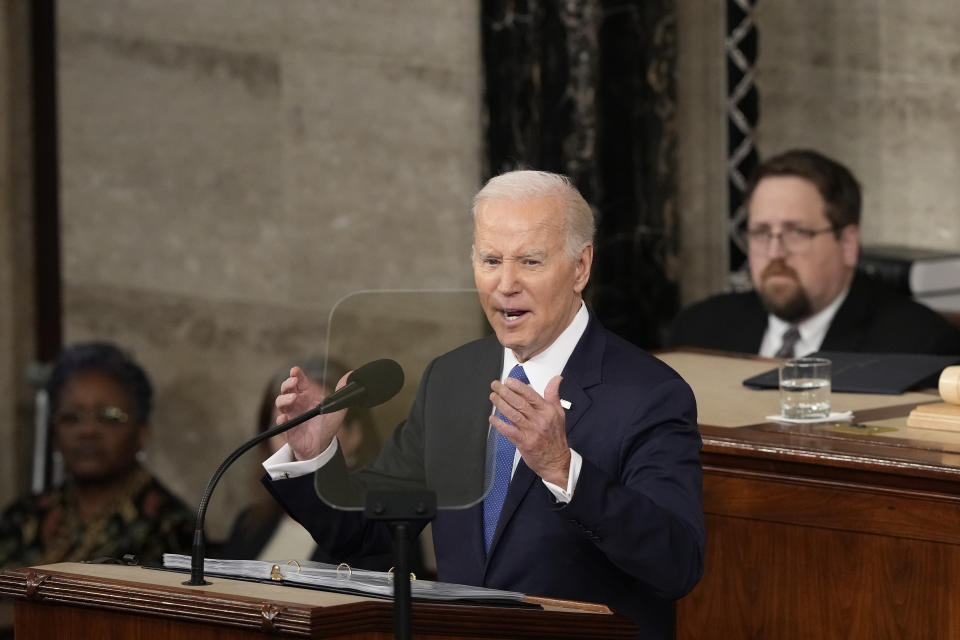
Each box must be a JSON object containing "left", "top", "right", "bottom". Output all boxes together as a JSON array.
[{"left": 482, "top": 0, "right": 680, "bottom": 348}]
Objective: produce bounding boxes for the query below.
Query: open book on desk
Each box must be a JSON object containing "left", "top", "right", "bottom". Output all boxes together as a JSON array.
[{"left": 161, "top": 554, "right": 536, "bottom": 608}]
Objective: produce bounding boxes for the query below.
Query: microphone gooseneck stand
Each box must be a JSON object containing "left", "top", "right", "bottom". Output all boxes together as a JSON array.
[
  {"left": 181, "top": 357, "right": 423, "bottom": 640},
  {"left": 183, "top": 383, "right": 369, "bottom": 586},
  {"left": 183, "top": 357, "right": 403, "bottom": 587}
]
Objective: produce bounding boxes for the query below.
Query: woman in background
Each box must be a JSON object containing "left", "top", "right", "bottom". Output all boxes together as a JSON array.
[{"left": 0, "top": 342, "right": 194, "bottom": 569}]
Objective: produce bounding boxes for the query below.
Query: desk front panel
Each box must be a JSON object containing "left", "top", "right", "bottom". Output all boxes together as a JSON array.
[{"left": 661, "top": 351, "right": 960, "bottom": 640}]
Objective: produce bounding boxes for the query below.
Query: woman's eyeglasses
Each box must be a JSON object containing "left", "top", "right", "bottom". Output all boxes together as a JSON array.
[{"left": 53, "top": 406, "right": 131, "bottom": 427}]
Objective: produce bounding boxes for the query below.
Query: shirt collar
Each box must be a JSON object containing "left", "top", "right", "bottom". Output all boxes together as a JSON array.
[{"left": 501, "top": 301, "right": 588, "bottom": 396}]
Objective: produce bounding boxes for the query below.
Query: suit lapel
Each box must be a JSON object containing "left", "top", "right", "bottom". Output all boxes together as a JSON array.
[
  {"left": 557, "top": 316, "right": 603, "bottom": 439},
  {"left": 821, "top": 274, "right": 867, "bottom": 351},
  {"left": 463, "top": 338, "right": 506, "bottom": 501},
  {"left": 461, "top": 338, "right": 503, "bottom": 563},
  {"left": 739, "top": 293, "right": 769, "bottom": 353}
]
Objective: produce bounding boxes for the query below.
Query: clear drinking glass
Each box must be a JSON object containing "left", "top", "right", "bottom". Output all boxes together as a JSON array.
[{"left": 779, "top": 357, "right": 831, "bottom": 419}]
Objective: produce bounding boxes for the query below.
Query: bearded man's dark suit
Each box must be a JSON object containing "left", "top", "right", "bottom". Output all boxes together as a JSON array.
[
  {"left": 264, "top": 312, "right": 705, "bottom": 639},
  {"left": 669, "top": 272, "right": 960, "bottom": 355}
]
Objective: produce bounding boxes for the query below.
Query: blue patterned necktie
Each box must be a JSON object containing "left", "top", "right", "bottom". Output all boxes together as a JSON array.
[{"left": 482, "top": 364, "right": 529, "bottom": 552}]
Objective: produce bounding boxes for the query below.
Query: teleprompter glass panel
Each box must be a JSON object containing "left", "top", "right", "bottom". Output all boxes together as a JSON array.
[{"left": 315, "top": 289, "right": 500, "bottom": 510}]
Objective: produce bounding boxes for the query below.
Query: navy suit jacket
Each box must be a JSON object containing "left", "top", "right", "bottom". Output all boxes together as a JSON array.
[
  {"left": 669, "top": 273, "right": 960, "bottom": 355},
  {"left": 265, "top": 313, "right": 705, "bottom": 638}
]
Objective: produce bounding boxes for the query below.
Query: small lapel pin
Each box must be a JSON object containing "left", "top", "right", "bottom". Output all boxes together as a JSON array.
[{"left": 560, "top": 399, "right": 572, "bottom": 410}]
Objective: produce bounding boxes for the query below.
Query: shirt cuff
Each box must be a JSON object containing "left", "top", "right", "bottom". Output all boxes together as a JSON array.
[
  {"left": 542, "top": 449, "right": 582, "bottom": 503},
  {"left": 263, "top": 439, "right": 339, "bottom": 480}
]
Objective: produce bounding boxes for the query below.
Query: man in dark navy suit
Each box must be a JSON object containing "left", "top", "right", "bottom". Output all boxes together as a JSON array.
[{"left": 264, "top": 170, "right": 705, "bottom": 638}]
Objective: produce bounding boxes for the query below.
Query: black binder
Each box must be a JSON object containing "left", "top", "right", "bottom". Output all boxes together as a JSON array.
[{"left": 742, "top": 351, "right": 960, "bottom": 395}]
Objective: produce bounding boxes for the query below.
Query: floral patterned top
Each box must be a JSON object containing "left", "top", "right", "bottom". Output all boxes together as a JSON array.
[{"left": 0, "top": 467, "right": 194, "bottom": 569}]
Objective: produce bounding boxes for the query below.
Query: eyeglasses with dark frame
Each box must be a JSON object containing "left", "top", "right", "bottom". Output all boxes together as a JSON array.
[
  {"left": 53, "top": 406, "right": 131, "bottom": 427},
  {"left": 741, "top": 225, "right": 839, "bottom": 254}
]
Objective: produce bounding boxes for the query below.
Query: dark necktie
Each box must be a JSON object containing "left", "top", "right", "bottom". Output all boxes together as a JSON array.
[
  {"left": 482, "top": 364, "right": 529, "bottom": 552},
  {"left": 774, "top": 326, "right": 801, "bottom": 358}
]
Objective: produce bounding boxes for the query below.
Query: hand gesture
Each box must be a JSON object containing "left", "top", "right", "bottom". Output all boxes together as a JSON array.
[
  {"left": 275, "top": 366, "right": 351, "bottom": 461},
  {"left": 489, "top": 374, "right": 571, "bottom": 487}
]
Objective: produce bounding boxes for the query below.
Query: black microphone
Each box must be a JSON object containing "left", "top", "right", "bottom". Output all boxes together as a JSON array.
[
  {"left": 309, "top": 358, "right": 405, "bottom": 414},
  {"left": 184, "top": 358, "right": 404, "bottom": 586}
]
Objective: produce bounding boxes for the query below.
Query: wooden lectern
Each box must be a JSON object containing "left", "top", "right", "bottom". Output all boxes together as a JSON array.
[{"left": 0, "top": 562, "right": 636, "bottom": 639}]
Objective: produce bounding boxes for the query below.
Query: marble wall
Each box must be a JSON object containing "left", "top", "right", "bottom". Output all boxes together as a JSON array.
[
  {"left": 753, "top": 1, "right": 960, "bottom": 251},
  {"left": 56, "top": 0, "right": 481, "bottom": 537}
]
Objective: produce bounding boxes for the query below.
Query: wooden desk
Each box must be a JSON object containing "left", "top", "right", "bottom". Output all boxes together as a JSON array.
[
  {"left": 659, "top": 352, "right": 960, "bottom": 640},
  {"left": 0, "top": 562, "right": 636, "bottom": 639}
]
